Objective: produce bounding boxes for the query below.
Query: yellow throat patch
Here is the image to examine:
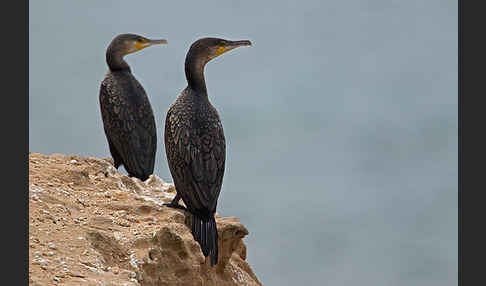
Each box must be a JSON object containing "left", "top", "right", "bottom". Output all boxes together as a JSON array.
[
  {"left": 216, "top": 46, "right": 226, "bottom": 56},
  {"left": 135, "top": 38, "right": 148, "bottom": 50}
]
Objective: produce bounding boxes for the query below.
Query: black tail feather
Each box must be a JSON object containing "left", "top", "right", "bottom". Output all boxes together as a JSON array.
[{"left": 191, "top": 214, "right": 218, "bottom": 266}]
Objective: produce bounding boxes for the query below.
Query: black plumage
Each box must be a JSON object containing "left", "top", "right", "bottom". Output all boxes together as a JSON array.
[
  {"left": 99, "top": 34, "right": 167, "bottom": 181},
  {"left": 164, "top": 38, "right": 251, "bottom": 266}
]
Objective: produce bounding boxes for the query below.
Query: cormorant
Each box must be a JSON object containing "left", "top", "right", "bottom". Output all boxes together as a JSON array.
[
  {"left": 164, "top": 37, "right": 252, "bottom": 266},
  {"left": 99, "top": 33, "right": 167, "bottom": 181}
]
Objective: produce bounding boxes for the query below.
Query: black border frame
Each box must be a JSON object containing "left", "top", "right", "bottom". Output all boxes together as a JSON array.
[
  {"left": 9, "top": 0, "right": 28, "bottom": 284},
  {"left": 459, "top": 0, "right": 486, "bottom": 285}
]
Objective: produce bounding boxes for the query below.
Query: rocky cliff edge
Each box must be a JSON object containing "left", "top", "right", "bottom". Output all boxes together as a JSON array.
[{"left": 29, "top": 153, "right": 263, "bottom": 286}]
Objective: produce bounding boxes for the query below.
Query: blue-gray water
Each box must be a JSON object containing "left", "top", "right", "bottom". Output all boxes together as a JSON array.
[{"left": 29, "top": 1, "right": 457, "bottom": 285}]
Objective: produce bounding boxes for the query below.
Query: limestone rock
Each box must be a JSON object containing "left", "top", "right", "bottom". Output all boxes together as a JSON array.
[{"left": 29, "top": 153, "right": 263, "bottom": 286}]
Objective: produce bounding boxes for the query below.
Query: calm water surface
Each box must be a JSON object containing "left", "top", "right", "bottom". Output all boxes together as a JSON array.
[{"left": 30, "top": 1, "right": 457, "bottom": 285}]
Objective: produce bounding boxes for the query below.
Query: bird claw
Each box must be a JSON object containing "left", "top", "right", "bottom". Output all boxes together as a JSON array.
[{"left": 163, "top": 202, "right": 187, "bottom": 211}]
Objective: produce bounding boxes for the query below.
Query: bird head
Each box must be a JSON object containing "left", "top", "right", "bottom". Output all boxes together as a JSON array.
[
  {"left": 187, "top": 37, "right": 252, "bottom": 65},
  {"left": 109, "top": 33, "right": 168, "bottom": 56}
]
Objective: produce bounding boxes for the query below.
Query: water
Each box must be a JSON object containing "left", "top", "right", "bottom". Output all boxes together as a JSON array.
[{"left": 29, "top": 1, "right": 457, "bottom": 285}]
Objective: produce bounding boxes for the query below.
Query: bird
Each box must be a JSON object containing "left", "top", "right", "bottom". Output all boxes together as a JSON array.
[
  {"left": 99, "top": 33, "right": 167, "bottom": 181},
  {"left": 164, "top": 37, "right": 252, "bottom": 266}
]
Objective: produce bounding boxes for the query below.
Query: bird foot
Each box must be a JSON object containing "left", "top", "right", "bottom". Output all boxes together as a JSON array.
[{"left": 163, "top": 202, "right": 187, "bottom": 211}]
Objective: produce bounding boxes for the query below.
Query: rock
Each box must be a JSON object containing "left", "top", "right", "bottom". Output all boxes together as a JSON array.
[
  {"left": 86, "top": 230, "right": 130, "bottom": 266},
  {"left": 144, "top": 174, "right": 165, "bottom": 189},
  {"left": 29, "top": 152, "right": 263, "bottom": 286}
]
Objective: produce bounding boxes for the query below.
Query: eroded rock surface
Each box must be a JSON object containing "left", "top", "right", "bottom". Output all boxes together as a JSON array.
[{"left": 29, "top": 153, "right": 263, "bottom": 286}]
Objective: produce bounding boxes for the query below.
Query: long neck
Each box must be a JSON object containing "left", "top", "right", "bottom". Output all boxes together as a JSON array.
[
  {"left": 106, "top": 46, "right": 130, "bottom": 72},
  {"left": 185, "top": 50, "right": 208, "bottom": 94}
]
